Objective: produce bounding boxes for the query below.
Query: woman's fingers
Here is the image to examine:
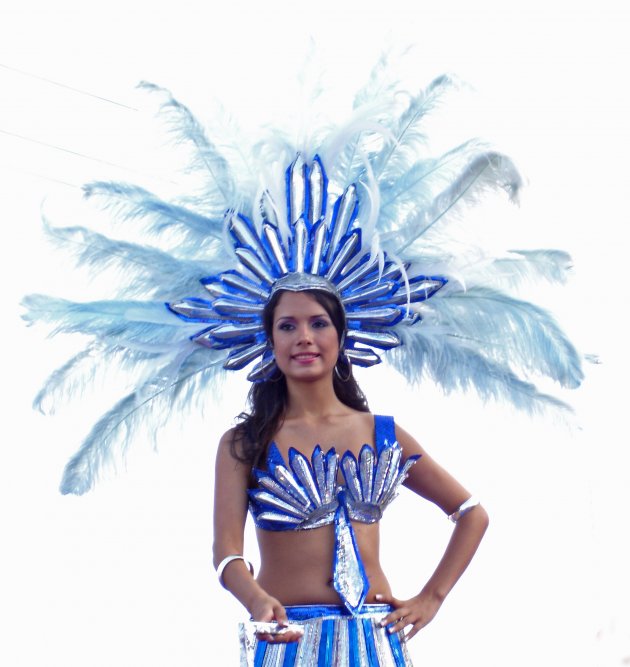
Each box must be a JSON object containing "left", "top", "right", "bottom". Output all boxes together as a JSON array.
[
  {"left": 375, "top": 593, "right": 407, "bottom": 628},
  {"left": 256, "top": 602, "right": 303, "bottom": 644},
  {"left": 273, "top": 602, "right": 289, "bottom": 626},
  {"left": 381, "top": 608, "right": 410, "bottom": 632},
  {"left": 256, "top": 630, "right": 302, "bottom": 644}
]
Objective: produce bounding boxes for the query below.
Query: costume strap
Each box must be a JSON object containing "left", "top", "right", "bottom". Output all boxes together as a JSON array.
[{"left": 374, "top": 415, "right": 396, "bottom": 454}]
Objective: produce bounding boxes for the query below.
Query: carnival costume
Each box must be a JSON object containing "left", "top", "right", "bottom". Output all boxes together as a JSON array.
[{"left": 22, "top": 68, "right": 585, "bottom": 666}]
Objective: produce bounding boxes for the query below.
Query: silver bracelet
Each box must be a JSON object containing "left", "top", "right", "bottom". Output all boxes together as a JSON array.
[
  {"left": 448, "top": 496, "right": 480, "bottom": 523},
  {"left": 216, "top": 554, "right": 254, "bottom": 587}
]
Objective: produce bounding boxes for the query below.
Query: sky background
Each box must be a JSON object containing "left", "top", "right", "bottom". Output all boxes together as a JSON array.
[{"left": 1, "top": 1, "right": 629, "bottom": 665}]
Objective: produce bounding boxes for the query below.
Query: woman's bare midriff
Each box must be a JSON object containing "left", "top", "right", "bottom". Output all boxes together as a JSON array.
[{"left": 255, "top": 521, "right": 392, "bottom": 606}]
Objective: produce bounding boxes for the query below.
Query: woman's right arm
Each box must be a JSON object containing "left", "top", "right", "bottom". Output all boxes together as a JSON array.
[{"left": 213, "top": 431, "right": 300, "bottom": 642}]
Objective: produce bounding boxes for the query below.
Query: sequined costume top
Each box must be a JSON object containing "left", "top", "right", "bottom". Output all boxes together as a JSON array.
[{"left": 248, "top": 415, "right": 420, "bottom": 614}]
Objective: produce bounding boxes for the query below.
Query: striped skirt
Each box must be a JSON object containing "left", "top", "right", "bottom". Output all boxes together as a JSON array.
[{"left": 239, "top": 604, "right": 413, "bottom": 667}]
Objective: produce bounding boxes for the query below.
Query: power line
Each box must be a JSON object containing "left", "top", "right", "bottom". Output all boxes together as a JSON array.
[
  {"left": 5, "top": 166, "right": 79, "bottom": 189},
  {"left": 0, "top": 62, "right": 139, "bottom": 111},
  {"left": 0, "top": 128, "right": 140, "bottom": 173}
]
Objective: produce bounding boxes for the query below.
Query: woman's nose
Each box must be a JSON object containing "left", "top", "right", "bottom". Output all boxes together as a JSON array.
[{"left": 296, "top": 323, "right": 313, "bottom": 344}]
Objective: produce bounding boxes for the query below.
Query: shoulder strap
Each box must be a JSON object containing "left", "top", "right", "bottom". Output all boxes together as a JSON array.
[{"left": 374, "top": 415, "right": 396, "bottom": 452}]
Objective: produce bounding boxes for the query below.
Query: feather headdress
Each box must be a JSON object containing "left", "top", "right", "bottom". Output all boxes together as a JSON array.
[{"left": 22, "top": 74, "right": 583, "bottom": 495}]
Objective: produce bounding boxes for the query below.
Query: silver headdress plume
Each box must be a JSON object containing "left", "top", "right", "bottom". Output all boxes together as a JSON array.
[{"left": 22, "top": 73, "right": 584, "bottom": 494}]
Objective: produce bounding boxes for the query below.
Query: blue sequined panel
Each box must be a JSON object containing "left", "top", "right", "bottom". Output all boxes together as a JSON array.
[
  {"left": 246, "top": 416, "right": 420, "bottom": 614},
  {"left": 248, "top": 416, "right": 420, "bottom": 531},
  {"left": 240, "top": 604, "right": 414, "bottom": 667}
]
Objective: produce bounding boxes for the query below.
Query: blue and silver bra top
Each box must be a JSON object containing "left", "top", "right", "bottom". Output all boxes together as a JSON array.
[{"left": 248, "top": 415, "right": 420, "bottom": 615}]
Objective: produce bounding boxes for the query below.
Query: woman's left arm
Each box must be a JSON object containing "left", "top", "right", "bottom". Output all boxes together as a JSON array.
[{"left": 377, "top": 423, "right": 490, "bottom": 641}]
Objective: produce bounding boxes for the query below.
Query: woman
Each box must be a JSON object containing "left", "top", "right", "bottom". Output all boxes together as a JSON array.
[
  {"left": 22, "top": 73, "right": 580, "bottom": 664},
  {"left": 213, "top": 283, "right": 489, "bottom": 666}
]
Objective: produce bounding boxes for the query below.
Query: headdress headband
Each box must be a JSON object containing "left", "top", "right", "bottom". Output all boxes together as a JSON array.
[{"left": 22, "top": 74, "right": 584, "bottom": 494}]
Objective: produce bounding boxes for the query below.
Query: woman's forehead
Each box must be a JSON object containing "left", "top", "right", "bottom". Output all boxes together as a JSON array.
[{"left": 273, "top": 291, "right": 329, "bottom": 318}]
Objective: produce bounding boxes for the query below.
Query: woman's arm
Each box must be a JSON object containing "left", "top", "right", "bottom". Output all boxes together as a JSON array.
[
  {"left": 213, "top": 431, "right": 302, "bottom": 643},
  {"left": 378, "top": 423, "right": 490, "bottom": 641}
]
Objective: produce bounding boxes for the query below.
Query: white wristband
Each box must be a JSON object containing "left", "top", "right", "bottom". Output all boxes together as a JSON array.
[
  {"left": 448, "top": 496, "right": 480, "bottom": 523},
  {"left": 216, "top": 555, "right": 254, "bottom": 587}
]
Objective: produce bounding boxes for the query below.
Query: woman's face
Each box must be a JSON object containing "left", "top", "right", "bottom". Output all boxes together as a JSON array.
[{"left": 271, "top": 291, "right": 340, "bottom": 383}]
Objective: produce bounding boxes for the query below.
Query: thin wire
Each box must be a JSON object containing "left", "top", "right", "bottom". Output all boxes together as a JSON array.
[
  {"left": 3, "top": 165, "right": 79, "bottom": 189},
  {"left": 0, "top": 128, "right": 142, "bottom": 173},
  {"left": 0, "top": 62, "right": 139, "bottom": 111}
]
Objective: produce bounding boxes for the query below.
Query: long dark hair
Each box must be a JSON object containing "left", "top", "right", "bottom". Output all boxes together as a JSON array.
[{"left": 230, "top": 289, "right": 369, "bottom": 467}]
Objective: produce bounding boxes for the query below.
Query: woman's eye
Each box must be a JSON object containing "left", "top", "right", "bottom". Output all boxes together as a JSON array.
[
  {"left": 312, "top": 319, "right": 330, "bottom": 328},
  {"left": 278, "top": 322, "right": 294, "bottom": 331}
]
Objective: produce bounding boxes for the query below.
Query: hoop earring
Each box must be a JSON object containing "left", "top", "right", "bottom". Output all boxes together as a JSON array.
[
  {"left": 334, "top": 351, "right": 352, "bottom": 382},
  {"left": 266, "top": 364, "right": 284, "bottom": 383},
  {"left": 257, "top": 350, "right": 284, "bottom": 383}
]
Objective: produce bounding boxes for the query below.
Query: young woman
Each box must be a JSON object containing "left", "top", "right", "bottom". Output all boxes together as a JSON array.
[
  {"left": 23, "top": 68, "right": 581, "bottom": 667},
  {"left": 213, "top": 284, "right": 489, "bottom": 666}
]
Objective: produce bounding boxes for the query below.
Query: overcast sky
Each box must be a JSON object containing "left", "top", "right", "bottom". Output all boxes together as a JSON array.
[{"left": 2, "top": 1, "right": 629, "bottom": 665}]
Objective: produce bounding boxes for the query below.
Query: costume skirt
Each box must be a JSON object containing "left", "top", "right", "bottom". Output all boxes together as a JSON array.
[{"left": 239, "top": 604, "right": 413, "bottom": 667}]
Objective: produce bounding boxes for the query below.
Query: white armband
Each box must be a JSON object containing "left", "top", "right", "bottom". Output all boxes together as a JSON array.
[
  {"left": 216, "top": 555, "right": 254, "bottom": 587},
  {"left": 448, "top": 496, "right": 480, "bottom": 523}
]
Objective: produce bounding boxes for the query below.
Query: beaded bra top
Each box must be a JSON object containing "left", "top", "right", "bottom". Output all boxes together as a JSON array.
[{"left": 248, "top": 415, "right": 420, "bottom": 614}]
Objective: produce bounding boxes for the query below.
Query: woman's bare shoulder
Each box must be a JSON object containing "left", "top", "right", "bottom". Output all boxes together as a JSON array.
[
  {"left": 218, "top": 426, "right": 238, "bottom": 447},
  {"left": 216, "top": 426, "right": 251, "bottom": 465}
]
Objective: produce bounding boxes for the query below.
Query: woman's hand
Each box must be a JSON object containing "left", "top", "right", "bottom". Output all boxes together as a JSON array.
[
  {"left": 375, "top": 591, "right": 443, "bottom": 642},
  {"left": 249, "top": 592, "right": 303, "bottom": 644}
]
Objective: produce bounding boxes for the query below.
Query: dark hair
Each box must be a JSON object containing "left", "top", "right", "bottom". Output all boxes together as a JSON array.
[{"left": 230, "top": 289, "right": 369, "bottom": 467}]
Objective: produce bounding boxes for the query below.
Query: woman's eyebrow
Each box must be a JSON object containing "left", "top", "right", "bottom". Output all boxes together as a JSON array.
[{"left": 275, "top": 312, "right": 329, "bottom": 321}]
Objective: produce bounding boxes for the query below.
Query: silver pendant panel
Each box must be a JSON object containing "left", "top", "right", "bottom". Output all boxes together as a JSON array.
[
  {"left": 223, "top": 342, "right": 268, "bottom": 370},
  {"left": 325, "top": 232, "right": 361, "bottom": 281},
  {"left": 327, "top": 184, "right": 357, "bottom": 263},
  {"left": 345, "top": 329, "right": 400, "bottom": 350},
  {"left": 288, "top": 155, "right": 306, "bottom": 225},
  {"left": 341, "top": 281, "right": 395, "bottom": 306},
  {"left": 234, "top": 247, "right": 275, "bottom": 284}
]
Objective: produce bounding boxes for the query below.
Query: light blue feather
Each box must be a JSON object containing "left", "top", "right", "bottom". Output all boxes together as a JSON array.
[
  {"left": 493, "top": 250, "right": 573, "bottom": 286},
  {"left": 391, "top": 326, "right": 572, "bottom": 414},
  {"left": 138, "top": 81, "right": 236, "bottom": 206},
  {"left": 43, "top": 219, "right": 219, "bottom": 299},
  {"left": 83, "top": 181, "right": 224, "bottom": 253},
  {"left": 32, "top": 345, "right": 97, "bottom": 415},
  {"left": 352, "top": 51, "right": 401, "bottom": 109},
  {"left": 382, "top": 151, "right": 522, "bottom": 253},
  {"left": 423, "top": 287, "right": 583, "bottom": 387},
  {"left": 22, "top": 295, "right": 198, "bottom": 348},
  {"left": 59, "top": 346, "right": 225, "bottom": 495},
  {"left": 373, "top": 74, "right": 456, "bottom": 181}
]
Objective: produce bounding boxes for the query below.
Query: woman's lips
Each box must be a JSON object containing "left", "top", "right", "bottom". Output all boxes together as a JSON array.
[{"left": 291, "top": 353, "right": 320, "bottom": 363}]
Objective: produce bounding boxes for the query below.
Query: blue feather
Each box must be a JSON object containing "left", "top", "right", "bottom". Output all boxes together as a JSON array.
[
  {"left": 83, "top": 181, "right": 224, "bottom": 252},
  {"left": 374, "top": 74, "right": 456, "bottom": 181},
  {"left": 138, "top": 81, "right": 236, "bottom": 206},
  {"left": 21, "top": 294, "right": 198, "bottom": 348},
  {"left": 59, "top": 347, "right": 225, "bottom": 495},
  {"left": 391, "top": 326, "right": 572, "bottom": 414},
  {"left": 422, "top": 287, "right": 583, "bottom": 388},
  {"left": 495, "top": 250, "right": 573, "bottom": 286},
  {"left": 43, "top": 219, "right": 220, "bottom": 299},
  {"left": 32, "top": 345, "right": 97, "bottom": 415},
  {"left": 382, "top": 151, "right": 522, "bottom": 253}
]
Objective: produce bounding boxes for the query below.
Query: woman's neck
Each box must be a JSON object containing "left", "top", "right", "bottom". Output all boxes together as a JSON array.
[{"left": 284, "top": 376, "right": 345, "bottom": 420}]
